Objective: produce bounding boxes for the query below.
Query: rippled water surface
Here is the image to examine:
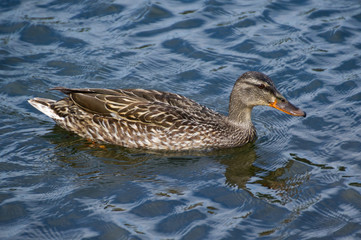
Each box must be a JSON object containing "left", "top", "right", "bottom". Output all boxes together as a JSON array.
[{"left": 1, "top": 0, "right": 361, "bottom": 239}]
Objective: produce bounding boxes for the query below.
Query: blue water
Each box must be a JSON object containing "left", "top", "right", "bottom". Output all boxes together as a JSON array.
[{"left": 1, "top": 0, "right": 361, "bottom": 239}]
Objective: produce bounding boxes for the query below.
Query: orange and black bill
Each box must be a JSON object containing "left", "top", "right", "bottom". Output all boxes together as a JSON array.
[{"left": 269, "top": 99, "right": 306, "bottom": 117}]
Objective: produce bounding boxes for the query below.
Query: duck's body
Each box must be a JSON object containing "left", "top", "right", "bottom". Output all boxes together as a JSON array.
[{"left": 28, "top": 72, "right": 305, "bottom": 150}]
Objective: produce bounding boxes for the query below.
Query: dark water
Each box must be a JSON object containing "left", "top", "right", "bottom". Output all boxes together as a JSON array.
[{"left": 1, "top": 0, "right": 361, "bottom": 239}]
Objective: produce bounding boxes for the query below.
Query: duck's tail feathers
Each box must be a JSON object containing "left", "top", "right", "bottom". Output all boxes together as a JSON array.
[{"left": 28, "top": 98, "right": 62, "bottom": 120}]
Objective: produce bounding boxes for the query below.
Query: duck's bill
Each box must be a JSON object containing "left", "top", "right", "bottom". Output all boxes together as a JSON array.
[{"left": 269, "top": 99, "right": 306, "bottom": 117}]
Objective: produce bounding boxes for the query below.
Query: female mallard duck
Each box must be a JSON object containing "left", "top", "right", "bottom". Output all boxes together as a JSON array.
[{"left": 28, "top": 71, "right": 305, "bottom": 150}]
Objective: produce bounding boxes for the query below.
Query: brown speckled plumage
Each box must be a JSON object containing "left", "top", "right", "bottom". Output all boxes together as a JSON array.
[{"left": 28, "top": 71, "right": 305, "bottom": 150}]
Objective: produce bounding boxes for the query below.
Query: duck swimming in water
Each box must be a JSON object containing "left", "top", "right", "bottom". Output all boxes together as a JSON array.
[{"left": 28, "top": 71, "right": 306, "bottom": 150}]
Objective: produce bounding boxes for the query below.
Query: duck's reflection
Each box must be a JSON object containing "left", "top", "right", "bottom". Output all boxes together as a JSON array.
[
  {"left": 46, "top": 126, "right": 309, "bottom": 204},
  {"left": 218, "top": 147, "right": 309, "bottom": 205}
]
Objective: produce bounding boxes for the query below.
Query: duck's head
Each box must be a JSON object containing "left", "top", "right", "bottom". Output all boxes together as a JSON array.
[{"left": 229, "top": 71, "right": 306, "bottom": 123}]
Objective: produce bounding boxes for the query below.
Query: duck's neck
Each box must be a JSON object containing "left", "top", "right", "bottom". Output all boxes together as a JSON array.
[
  {"left": 228, "top": 103, "right": 256, "bottom": 145},
  {"left": 228, "top": 83, "right": 255, "bottom": 129},
  {"left": 228, "top": 103, "right": 253, "bottom": 126}
]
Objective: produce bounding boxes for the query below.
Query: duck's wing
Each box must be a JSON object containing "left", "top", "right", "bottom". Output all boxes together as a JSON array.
[{"left": 52, "top": 87, "right": 223, "bottom": 128}]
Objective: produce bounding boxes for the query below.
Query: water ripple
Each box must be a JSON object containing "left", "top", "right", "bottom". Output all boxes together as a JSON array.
[{"left": 1, "top": 0, "right": 361, "bottom": 239}]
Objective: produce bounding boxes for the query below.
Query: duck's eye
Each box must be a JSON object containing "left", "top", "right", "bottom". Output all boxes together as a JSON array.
[{"left": 258, "top": 84, "right": 265, "bottom": 89}]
